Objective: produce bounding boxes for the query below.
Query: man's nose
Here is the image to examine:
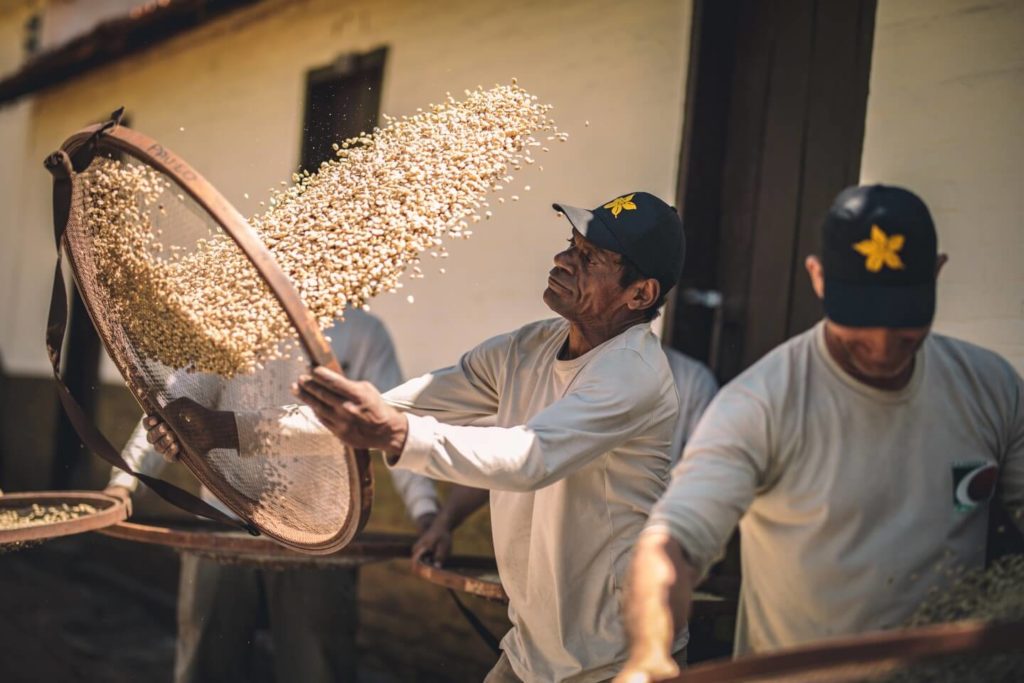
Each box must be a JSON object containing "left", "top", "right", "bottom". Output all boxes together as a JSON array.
[
  {"left": 865, "top": 330, "right": 905, "bottom": 359},
  {"left": 553, "top": 248, "right": 575, "bottom": 272}
]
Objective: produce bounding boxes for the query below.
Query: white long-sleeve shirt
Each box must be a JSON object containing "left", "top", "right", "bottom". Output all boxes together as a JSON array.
[
  {"left": 663, "top": 347, "right": 718, "bottom": 465},
  {"left": 233, "top": 318, "right": 683, "bottom": 681},
  {"left": 110, "top": 308, "right": 439, "bottom": 522},
  {"left": 386, "top": 319, "right": 683, "bottom": 682},
  {"left": 647, "top": 322, "right": 1024, "bottom": 654}
]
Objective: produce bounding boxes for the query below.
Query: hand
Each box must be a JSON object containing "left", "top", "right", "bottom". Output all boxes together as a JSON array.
[
  {"left": 102, "top": 484, "right": 133, "bottom": 517},
  {"left": 293, "top": 367, "right": 408, "bottom": 455},
  {"left": 415, "top": 512, "right": 436, "bottom": 535},
  {"left": 613, "top": 652, "right": 680, "bottom": 683},
  {"left": 145, "top": 414, "right": 181, "bottom": 462},
  {"left": 143, "top": 397, "right": 240, "bottom": 462},
  {"left": 412, "top": 512, "right": 453, "bottom": 567},
  {"left": 145, "top": 397, "right": 240, "bottom": 462},
  {"left": 617, "top": 531, "right": 694, "bottom": 683}
]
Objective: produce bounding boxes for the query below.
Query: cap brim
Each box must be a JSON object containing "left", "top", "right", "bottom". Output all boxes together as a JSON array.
[
  {"left": 552, "top": 202, "right": 623, "bottom": 255},
  {"left": 824, "top": 278, "right": 936, "bottom": 328}
]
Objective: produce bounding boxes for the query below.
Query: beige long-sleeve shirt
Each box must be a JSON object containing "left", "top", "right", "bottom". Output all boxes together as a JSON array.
[
  {"left": 663, "top": 347, "right": 717, "bottom": 466},
  {"left": 385, "top": 318, "right": 681, "bottom": 682},
  {"left": 646, "top": 321, "right": 1024, "bottom": 655},
  {"left": 236, "top": 318, "right": 683, "bottom": 681}
]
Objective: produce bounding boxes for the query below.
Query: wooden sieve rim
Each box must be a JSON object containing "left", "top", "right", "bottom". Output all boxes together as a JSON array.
[
  {"left": 60, "top": 124, "right": 338, "bottom": 372},
  {"left": 98, "top": 520, "right": 413, "bottom": 565},
  {"left": 56, "top": 123, "right": 373, "bottom": 554},
  {"left": 412, "top": 555, "right": 509, "bottom": 603},
  {"left": 672, "top": 618, "right": 1024, "bottom": 682},
  {"left": 0, "top": 490, "right": 127, "bottom": 544}
]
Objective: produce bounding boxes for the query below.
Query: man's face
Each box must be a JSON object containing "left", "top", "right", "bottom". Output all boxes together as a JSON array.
[
  {"left": 543, "top": 229, "right": 632, "bottom": 323},
  {"left": 825, "top": 323, "right": 930, "bottom": 381}
]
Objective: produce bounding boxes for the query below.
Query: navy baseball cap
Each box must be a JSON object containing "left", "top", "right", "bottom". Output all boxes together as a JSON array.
[
  {"left": 822, "top": 185, "right": 938, "bottom": 328},
  {"left": 552, "top": 191, "right": 685, "bottom": 292}
]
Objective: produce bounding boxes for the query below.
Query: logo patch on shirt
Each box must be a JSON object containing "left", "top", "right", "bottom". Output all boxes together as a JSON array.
[{"left": 951, "top": 461, "right": 998, "bottom": 512}]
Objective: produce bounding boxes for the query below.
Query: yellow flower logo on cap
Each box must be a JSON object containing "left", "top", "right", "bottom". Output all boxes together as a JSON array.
[
  {"left": 603, "top": 194, "right": 637, "bottom": 218},
  {"left": 853, "top": 225, "right": 905, "bottom": 272}
]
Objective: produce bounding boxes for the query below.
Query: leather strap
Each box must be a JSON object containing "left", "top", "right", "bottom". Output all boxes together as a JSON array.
[
  {"left": 447, "top": 588, "right": 501, "bottom": 655},
  {"left": 44, "top": 148, "right": 257, "bottom": 535}
]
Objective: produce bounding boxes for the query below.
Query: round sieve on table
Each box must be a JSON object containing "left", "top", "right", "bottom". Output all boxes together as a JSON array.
[
  {"left": 413, "top": 555, "right": 508, "bottom": 603},
  {"left": 411, "top": 557, "right": 738, "bottom": 613},
  {"left": 98, "top": 520, "right": 414, "bottom": 570},
  {"left": 672, "top": 618, "right": 1024, "bottom": 683},
  {"left": 0, "top": 491, "right": 126, "bottom": 550},
  {"left": 44, "top": 114, "right": 372, "bottom": 555}
]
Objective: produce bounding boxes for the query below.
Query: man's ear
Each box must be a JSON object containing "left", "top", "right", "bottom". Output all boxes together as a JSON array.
[
  {"left": 805, "top": 255, "right": 825, "bottom": 299},
  {"left": 629, "top": 278, "right": 660, "bottom": 313},
  {"left": 936, "top": 253, "right": 949, "bottom": 278}
]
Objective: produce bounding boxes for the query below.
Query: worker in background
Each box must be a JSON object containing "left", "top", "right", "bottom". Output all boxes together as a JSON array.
[{"left": 616, "top": 185, "right": 1024, "bottom": 682}]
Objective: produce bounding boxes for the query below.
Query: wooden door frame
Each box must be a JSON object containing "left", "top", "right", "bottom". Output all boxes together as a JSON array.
[{"left": 668, "top": 0, "right": 876, "bottom": 381}]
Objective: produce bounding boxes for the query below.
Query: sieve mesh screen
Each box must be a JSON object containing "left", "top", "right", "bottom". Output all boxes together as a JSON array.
[
  {"left": 51, "top": 83, "right": 558, "bottom": 552},
  {"left": 62, "top": 148, "right": 359, "bottom": 552}
]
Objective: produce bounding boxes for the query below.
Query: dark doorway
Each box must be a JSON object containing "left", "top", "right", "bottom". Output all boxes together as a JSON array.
[
  {"left": 300, "top": 47, "right": 387, "bottom": 173},
  {"left": 668, "top": 0, "right": 877, "bottom": 382}
]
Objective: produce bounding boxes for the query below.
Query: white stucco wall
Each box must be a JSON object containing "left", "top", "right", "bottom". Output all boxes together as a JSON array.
[
  {"left": 861, "top": 0, "right": 1024, "bottom": 372},
  {"left": 0, "top": 0, "right": 693, "bottom": 381},
  {"left": 0, "top": 1, "right": 37, "bottom": 372}
]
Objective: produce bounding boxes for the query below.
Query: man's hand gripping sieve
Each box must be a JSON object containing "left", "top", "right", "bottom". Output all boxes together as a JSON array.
[{"left": 293, "top": 366, "right": 409, "bottom": 457}]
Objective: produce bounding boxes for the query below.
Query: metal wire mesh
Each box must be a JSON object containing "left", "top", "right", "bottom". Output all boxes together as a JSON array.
[{"left": 62, "top": 148, "right": 361, "bottom": 552}]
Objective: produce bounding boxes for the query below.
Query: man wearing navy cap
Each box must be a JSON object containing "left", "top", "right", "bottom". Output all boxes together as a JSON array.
[
  {"left": 617, "top": 185, "right": 1024, "bottom": 682},
  {"left": 147, "top": 191, "right": 692, "bottom": 681},
  {"left": 300, "top": 191, "right": 688, "bottom": 683}
]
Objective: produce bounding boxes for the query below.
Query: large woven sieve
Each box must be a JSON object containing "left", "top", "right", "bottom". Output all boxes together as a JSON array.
[
  {"left": 45, "top": 116, "right": 371, "bottom": 554},
  {"left": 0, "top": 491, "right": 127, "bottom": 551}
]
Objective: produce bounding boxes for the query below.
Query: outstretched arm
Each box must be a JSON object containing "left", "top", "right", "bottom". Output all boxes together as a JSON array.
[
  {"left": 618, "top": 384, "right": 773, "bottom": 681},
  {"left": 296, "top": 349, "right": 664, "bottom": 491},
  {"left": 616, "top": 531, "right": 699, "bottom": 683}
]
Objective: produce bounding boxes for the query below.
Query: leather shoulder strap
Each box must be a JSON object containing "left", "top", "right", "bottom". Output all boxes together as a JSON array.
[{"left": 43, "top": 150, "right": 257, "bottom": 535}]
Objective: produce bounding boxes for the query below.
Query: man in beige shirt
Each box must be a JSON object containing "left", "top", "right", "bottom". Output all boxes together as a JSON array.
[{"left": 618, "top": 185, "right": 1024, "bottom": 682}]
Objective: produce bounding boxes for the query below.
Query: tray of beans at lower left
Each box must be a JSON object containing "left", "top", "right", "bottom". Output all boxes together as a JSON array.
[{"left": 0, "top": 489, "right": 127, "bottom": 553}]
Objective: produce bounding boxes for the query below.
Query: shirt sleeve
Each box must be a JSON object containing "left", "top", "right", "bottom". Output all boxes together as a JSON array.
[
  {"left": 389, "top": 348, "right": 664, "bottom": 491},
  {"left": 235, "top": 330, "right": 508, "bottom": 459},
  {"left": 382, "top": 330, "right": 509, "bottom": 424},
  {"left": 999, "top": 371, "right": 1024, "bottom": 533},
  {"left": 644, "top": 384, "right": 772, "bottom": 578},
  {"left": 107, "top": 418, "right": 168, "bottom": 492}
]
